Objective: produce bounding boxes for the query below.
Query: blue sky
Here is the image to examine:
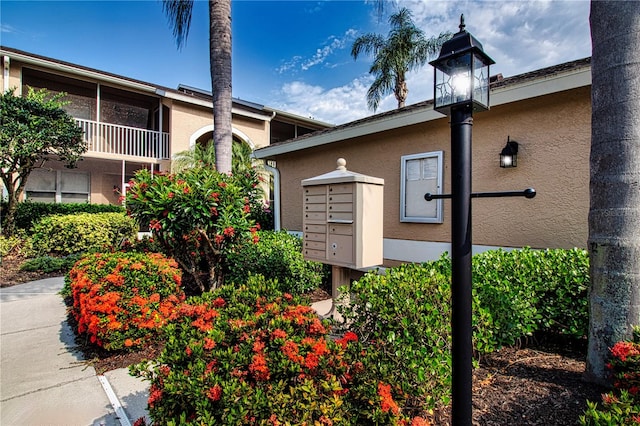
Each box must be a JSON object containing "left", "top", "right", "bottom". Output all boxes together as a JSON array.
[{"left": 1, "top": 1, "right": 591, "bottom": 124}]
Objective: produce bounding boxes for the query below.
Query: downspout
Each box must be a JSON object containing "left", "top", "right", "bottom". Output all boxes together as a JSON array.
[
  {"left": 3, "top": 56, "right": 10, "bottom": 92},
  {"left": 264, "top": 164, "right": 281, "bottom": 231}
]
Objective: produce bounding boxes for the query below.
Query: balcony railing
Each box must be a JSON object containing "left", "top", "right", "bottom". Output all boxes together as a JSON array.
[{"left": 76, "top": 118, "right": 170, "bottom": 160}]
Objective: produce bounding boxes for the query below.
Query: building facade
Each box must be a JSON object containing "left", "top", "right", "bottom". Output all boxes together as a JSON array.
[
  {"left": 255, "top": 59, "right": 592, "bottom": 265},
  {"left": 1, "top": 46, "right": 330, "bottom": 205}
]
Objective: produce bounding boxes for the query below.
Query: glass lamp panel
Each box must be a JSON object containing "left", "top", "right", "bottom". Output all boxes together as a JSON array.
[
  {"left": 434, "top": 52, "right": 473, "bottom": 110},
  {"left": 472, "top": 53, "right": 491, "bottom": 110}
]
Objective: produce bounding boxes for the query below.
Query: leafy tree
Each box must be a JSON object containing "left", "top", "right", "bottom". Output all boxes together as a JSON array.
[
  {"left": 585, "top": 1, "right": 640, "bottom": 385},
  {"left": 0, "top": 88, "right": 85, "bottom": 236},
  {"left": 162, "top": 0, "right": 233, "bottom": 174},
  {"left": 351, "top": 7, "right": 451, "bottom": 111}
]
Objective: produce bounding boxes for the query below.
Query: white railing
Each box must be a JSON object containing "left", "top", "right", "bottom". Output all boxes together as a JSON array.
[{"left": 75, "top": 118, "right": 170, "bottom": 160}]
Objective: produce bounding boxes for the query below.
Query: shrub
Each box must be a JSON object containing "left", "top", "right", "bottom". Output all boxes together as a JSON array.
[
  {"left": 125, "top": 168, "right": 260, "bottom": 292},
  {"left": 0, "top": 201, "right": 124, "bottom": 231},
  {"left": 20, "top": 254, "right": 80, "bottom": 273},
  {"left": 29, "top": 212, "right": 137, "bottom": 256},
  {"left": 64, "top": 251, "right": 184, "bottom": 351},
  {"left": 580, "top": 330, "right": 640, "bottom": 425},
  {"left": 224, "top": 230, "right": 328, "bottom": 295},
  {"left": 426, "top": 248, "right": 590, "bottom": 353},
  {"left": 130, "top": 275, "right": 425, "bottom": 425},
  {"left": 0, "top": 234, "right": 22, "bottom": 257},
  {"left": 337, "top": 263, "right": 453, "bottom": 415}
]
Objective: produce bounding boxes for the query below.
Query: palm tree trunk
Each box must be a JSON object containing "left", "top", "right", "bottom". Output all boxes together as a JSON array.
[
  {"left": 585, "top": 0, "right": 640, "bottom": 385},
  {"left": 209, "top": 0, "right": 233, "bottom": 174}
]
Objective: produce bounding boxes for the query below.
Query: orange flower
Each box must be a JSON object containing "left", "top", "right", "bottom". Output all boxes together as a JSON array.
[
  {"left": 282, "top": 341, "right": 304, "bottom": 364},
  {"left": 204, "top": 337, "right": 216, "bottom": 350},
  {"left": 271, "top": 328, "right": 287, "bottom": 340},
  {"left": 378, "top": 382, "right": 400, "bottom": 415},
  {"left": 249, "top": 353, "right": 270, "bottom": 381},
  {"left": 206, "top": 384, "right": 222, "bottom": 402},
  {"left": 411, "top": 417, "right": 430, "bottom": 426}
]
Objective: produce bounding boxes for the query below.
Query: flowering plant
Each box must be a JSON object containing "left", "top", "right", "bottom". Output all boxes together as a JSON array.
[
  {"left": 64, "top": 251, "right": 184, "bottom": 351},
  {"left": 125, "top": 167, "right": 261, "bottom": 292},
  {"left": 130, "top": 275, "right": 428, "bottom": 425},
  {"left": 581, "top": 330, "right": 640, "bottom": 425}
]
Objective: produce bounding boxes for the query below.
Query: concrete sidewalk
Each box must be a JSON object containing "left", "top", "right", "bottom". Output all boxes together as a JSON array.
[
  {"left": 0, "top": 277, "right": 149, "bottom": 426},
  {"left": 0, "top": 277, "right": 333, "bottom": 426}
]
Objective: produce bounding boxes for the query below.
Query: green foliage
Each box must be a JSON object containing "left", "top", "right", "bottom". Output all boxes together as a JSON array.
[
  {"left": 337, "top": 263, "right": 453, "bottom": 415},
  {"left": 0, "top": 87, "right": 86, "bottom": 236},
  {"left": 64, "top": 251, "right": 184, "bottom": 351},
  {"left": 0, "top": 234, "right": 21, "bottom": 257},
  {"left": 351, "top": 8, "right": 451, "bottom": 111},
  {"left": 125, "top": 167, "right": 260, "bottom": 292},
  {"left": 131, "top": 275, "right": 427, "bottom": 425},
  {"left": 131, "top": 276, "right": 351, "bottom": 424},
  {"left": 28, "top": 212, "right": 137, "bottom": 256},
  {"left": 580, "top": 331, "right": 640, "bottom": 425},
  {"left": 20, "top": 254, "right": 80, "bottom": 273},
  {"left": 1, "top": 201, "right": 124, "bottom": 232},
  {"left": 425, "top": 248, "right": 589, "bottom": 353},
  {"left": 224, "top": 230, "right": 328, "bottom": 295}
]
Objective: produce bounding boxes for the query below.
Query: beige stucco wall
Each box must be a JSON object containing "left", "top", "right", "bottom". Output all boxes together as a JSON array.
[
  {"left": 4, "top": 59, "right": 24, "bottom": 93},
  {"left": 169, "top": 100, "right": 271, "bottom": 158},
  {"left": 276, "top": 86, "right": 591, "bottom": 251}
]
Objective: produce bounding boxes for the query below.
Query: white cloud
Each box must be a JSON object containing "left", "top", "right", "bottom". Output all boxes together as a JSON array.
[
  {"left": 275, "top": 76, "right": 395, "bottom": 125},
  {"left": 405, "top": 0, "right": 591, "bottom": 79},
  {"left": 276, "top": 0, "right": 591, "bottom": 126},
  {"left": 1, "top": 24, "right": 17, "bottom": 33},
  {"left": 277, "top": 29, "right": 359, "bottom": 75}
]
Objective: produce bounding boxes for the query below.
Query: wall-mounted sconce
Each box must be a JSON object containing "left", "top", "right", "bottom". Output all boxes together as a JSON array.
[{"left": 500, "top": 136, "right": 518, "bottom": 168}]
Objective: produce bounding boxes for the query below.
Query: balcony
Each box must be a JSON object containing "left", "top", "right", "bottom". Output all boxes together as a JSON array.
[{"left": 76, "top": 118, "right": 170, "bottom": 161}]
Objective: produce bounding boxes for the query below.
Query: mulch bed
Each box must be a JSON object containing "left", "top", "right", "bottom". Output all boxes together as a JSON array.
[{"left": 1, "top": 254, "right": 607, "bottom": 424}]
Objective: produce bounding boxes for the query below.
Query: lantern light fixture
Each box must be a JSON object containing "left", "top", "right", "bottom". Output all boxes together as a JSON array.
[
  {"left": 429, "top": 14, "right": 495, "bottom": 115},
  {"left": 500, "top": 137, "right": 519, "bottom": 168}
]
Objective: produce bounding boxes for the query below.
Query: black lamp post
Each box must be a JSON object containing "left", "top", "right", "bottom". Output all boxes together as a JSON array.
[{"left": 429, "top": 15, "right": 494, "bottom": 426}]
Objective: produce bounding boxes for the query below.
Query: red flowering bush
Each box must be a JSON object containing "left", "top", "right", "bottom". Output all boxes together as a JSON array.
[
  {"left": 130, "top": 275, "right": 428, "bottom": 425},
  {"left": 581, "top": 329, "right": 640, "bottom": 425},
  {"left": 64, "top": 251, "right": 185, "bottom": 351},
  {"left": 125, "top": 167, "right": 261, "bottom": 293}
]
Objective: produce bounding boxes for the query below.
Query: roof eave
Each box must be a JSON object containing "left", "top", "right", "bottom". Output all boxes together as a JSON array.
[{"left": 254, "top": 60, "right": 591, "bottom": 160}]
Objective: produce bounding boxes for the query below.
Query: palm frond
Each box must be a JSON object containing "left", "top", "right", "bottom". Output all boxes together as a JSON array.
[{"left": 162, "top": 0, "right": 194, "bottom": 49}]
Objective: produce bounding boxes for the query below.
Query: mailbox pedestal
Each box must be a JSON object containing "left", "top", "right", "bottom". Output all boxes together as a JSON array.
[{"left": 302, "top": 159, "right": 384, "bottom": 317}]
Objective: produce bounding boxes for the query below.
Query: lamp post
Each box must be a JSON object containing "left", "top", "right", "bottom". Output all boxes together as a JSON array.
[{"left": 429, "top": 15, "right": 494, "bottom": 426}]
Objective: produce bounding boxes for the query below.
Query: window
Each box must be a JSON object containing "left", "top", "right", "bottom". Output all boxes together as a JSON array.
[
  {"left": 26, "top": 170, "right": 90, "bottom": 204},
  {"left": 400, "top": 151, "right": 444, "bottom": 223}
]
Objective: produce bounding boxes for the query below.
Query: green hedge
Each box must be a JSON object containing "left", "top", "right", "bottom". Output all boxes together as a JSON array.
[
  {"left": 426, "top": 248, "right": 589, "bottom": 351},
  {"left": 29, "top": 212, "right": 137, "bottom": 255},
  {"left": 224, "top": 230, "right": 328, "bottom": 295},
  {"left": 1, "top": 201, "right": 125, "bottom": 231}
]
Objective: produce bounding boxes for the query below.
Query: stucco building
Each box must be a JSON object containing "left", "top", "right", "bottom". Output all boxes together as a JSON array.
[
  {"left": 1, "top": 46, "right": 330, "bottom": 205},
  {"left": 254, "top": 58, "right": 592, "bottom": 265}
]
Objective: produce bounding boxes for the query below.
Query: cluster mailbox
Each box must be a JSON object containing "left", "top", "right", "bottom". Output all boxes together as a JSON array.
[{"left": 302, "top": 158, "right": 384, "bottom": 269}]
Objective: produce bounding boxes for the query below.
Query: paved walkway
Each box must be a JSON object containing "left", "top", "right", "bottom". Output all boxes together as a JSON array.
[
  {"left": 0, "top": 277, "right": 148, "bottom": 426},
  {"left": 0, "top": 276, "right": 334, "bottom": 425}
]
